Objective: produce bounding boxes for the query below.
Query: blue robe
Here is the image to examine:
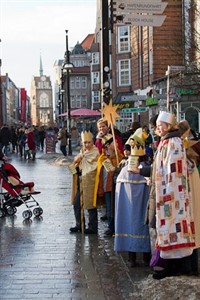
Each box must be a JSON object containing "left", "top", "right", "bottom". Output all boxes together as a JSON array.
[{"left": 114, "top": 165, "right": 151, "bottom": 253}]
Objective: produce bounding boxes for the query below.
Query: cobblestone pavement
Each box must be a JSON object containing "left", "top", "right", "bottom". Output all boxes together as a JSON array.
[{"left": 0, "top": 152, "right": 199, "bottom": 300}]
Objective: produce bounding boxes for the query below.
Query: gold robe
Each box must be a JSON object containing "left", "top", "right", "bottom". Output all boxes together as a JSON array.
[
  {"left": 70, "top": 145, "right": 99, "bottom": 210},
  {"left": 93, "top": 148, "right": 124, "bottom": 207}
]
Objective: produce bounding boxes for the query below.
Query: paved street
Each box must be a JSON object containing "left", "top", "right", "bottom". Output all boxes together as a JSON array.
[
  {"left": 0, "top": 152, "right": 151, "bottom": 300},
  {"left": 1, "top": 152, "right": 200, "bottom": 300}
]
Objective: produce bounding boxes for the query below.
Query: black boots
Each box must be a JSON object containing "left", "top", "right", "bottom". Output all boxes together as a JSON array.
[
  {"left": 128, "top": 252, "right": 137, "bottom": 267},
  {"left": 128, "top": 252, "right": 151, "bottom": 267}
]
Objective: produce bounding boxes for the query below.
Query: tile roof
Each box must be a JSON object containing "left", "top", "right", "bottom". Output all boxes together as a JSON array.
[{"left": 81, "top": 34, "right": 95, "bottom": 51}]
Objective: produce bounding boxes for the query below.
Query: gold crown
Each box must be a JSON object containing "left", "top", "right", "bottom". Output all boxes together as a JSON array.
[
  {"left": 81, "top": 131, "right": 93, "bottom": 142},
  {"left": 131, "top": 144, "right": 146, "bottom": 156},
  {"left": 129, "top": 128, "right": 146, "bottom": 156}
]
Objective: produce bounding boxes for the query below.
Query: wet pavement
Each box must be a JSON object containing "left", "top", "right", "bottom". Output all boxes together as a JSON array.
[
  {"left": 0, "top": 151, "right": 151, "bottom": 300},
  {"left": 0, "top": 151, "right": 199, "bottom": 300}
]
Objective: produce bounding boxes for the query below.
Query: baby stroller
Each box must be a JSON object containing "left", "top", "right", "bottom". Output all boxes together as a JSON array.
[{"left": 0, "top": 162, "right": 43, "bottom": 220}]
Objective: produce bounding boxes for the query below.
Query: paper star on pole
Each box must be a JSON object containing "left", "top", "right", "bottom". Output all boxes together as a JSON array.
[
  {"left": 100, "top": 100, "right": 120, "bottom": 127},
  {"left": 182, "top": 128, "right": 199, "bottom": 149}
]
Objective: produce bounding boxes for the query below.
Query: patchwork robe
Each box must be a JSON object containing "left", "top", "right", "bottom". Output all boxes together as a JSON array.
[{"left": 155, "top": 133, "right": 195, "bottom": 258}]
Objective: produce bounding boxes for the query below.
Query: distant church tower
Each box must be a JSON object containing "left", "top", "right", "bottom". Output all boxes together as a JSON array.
[{"left": 30, "top": 55, "right": 54, "bottom": 126}]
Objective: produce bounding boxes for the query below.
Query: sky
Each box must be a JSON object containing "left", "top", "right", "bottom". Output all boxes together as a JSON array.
[{"left": 0, "top": 0, "right": 97, "bottom": 95}]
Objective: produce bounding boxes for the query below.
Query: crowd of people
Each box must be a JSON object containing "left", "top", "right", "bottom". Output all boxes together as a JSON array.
[
  {"left": 68, "top": 112, "right": 200, "bottom": 280},
  {"left": 0, "top": 124, "right": 48, "bottom": 160}
]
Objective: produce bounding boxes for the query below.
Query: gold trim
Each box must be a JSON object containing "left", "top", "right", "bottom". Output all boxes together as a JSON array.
[
  {"left": 117, "top": 179, "right": 147, "bottom": 184},
  {"left": 115, "top": 233, "right": 150, "bottom": 238}
]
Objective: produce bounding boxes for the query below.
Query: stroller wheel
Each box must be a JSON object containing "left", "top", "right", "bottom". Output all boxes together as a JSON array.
[
  {"left": 6, "top": 206, "right": 16, "bottom": 216},
  {"left": 22, "top": 210, "right": 32, "bottom": 220},
  {"left": 33, "top": 207, "right": 43, "bottom": 217},
  {"left": 39, "top": 207, "right": 43, "bottom": 215},
  {"left": 0, "top": 208, "right": 6, "bottom": 218}
]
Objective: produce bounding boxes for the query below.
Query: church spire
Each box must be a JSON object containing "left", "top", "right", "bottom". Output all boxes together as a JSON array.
[{"left": 39, "top": 54, "right": 43, "bottom": 76}]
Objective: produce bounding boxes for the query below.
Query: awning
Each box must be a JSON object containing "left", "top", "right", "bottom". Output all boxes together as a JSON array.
[{"left": 59, "top": 108, "right": 101, "bottom": 118}]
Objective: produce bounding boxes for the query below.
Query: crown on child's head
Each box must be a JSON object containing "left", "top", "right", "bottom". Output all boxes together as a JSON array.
[
  {"left": 81, "top": 131, "right": 93, "bottom": 142},
  {"left": 129, "top": 128, "right": 146, "bottom": 156},
  {"left": 130, "top": 142, "right": 146, "bottom": 156}
]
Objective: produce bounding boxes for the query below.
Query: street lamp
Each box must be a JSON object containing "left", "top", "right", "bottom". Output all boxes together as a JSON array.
[
  {"left": 62, "top": 30, "right": 74, "bottom": 156},
  {"left": 57, "top": 86, "right": 63, "bottom": 126}
]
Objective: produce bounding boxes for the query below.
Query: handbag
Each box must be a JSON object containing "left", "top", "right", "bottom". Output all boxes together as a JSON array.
[{"left": 149, "top": 249, "right": 165, "bottom": 268}]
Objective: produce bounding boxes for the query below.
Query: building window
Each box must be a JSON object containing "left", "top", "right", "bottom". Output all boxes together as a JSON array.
[
  {"left": 149, "top": 49, "right": 153, "bottom": 75},
  {"left": 44, "top": 82, "right": 49, "bottom": 88},
  {"left": 118, "top": 26, "right": 130, "bottom": 53},
  {"left": 74, "top": 60, "right": 85, "bottom": 67},
  {"left": 92, "top": 52, "right": 99, "bottom": 64},
  {"left": 92, "top": 91, "right": 100, "bottom": 103},
  {"left": 118, "top": 59, "right": 131, "bottom": 86},
  {"left": 92, "top": 72, "right": 100, "bottom": 84},
  {"left": 75, "top": 77, "right": 81, "bottom": 89},
  {"left": 76, "top": 101, "right": 81, "bottom": 108},
  {"left": 149, "top": 26, "right": 153, "bottom": 38},
  {"left": 139, "top": 54, "right": 142, "bottom": 79},
  {"left": 71, "top": 96, "right": 76, "bottom": 108},
  {"left": 76, "top": 95, "right": 81, "bottom": 108},
  {"left": 82, "top": 76, "right": 87, "bottom": 88},
  {"left": 70, "top": 78, "right": 75, "bottom": 89},
  {"left": 82, "top": 99, "right": 87, "bottom": 107},
  {"left": 81, "top": 95, "right": 87, "bottom": 107}
]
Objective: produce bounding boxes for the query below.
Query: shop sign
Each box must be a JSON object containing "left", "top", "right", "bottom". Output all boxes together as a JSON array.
[
  {"left": 114, "top": 103, "right": 130, "bottom": 109},
  {"left": 176, "top": 89, "right": 200, "bottom": 95},
  {"left": 121, "top": 95, "right": 146, "bottom": 101},
  {"left": 122, "top": 107, "right": 148, "bottom": 113},
  {"left": 146, "top": 97, "right": 159, "bottom": 106}
]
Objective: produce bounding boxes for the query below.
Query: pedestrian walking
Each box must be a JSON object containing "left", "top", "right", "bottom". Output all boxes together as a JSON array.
[
  {"left": 0, "top": 124, "right": 11, "bottom": 156},
  {"left": 38, "top": 126, "right": 46, "bottom": 151},
  {"left": 25, "top": 127, "right": 36, "bottom": 160},
  {"left": 10, "top": 126, "right": 18, "bottom": 153},
  {"left": 57, "top": 123, "right": 69, "bottom": 156},
  {"left": 17, "top": 127, "right": 26, "bottom": 158},
  {"left": 33, "top": 126, "right": 40, "bottom": 151}
]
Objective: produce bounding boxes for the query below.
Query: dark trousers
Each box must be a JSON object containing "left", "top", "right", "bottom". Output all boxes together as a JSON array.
[
  {"left": 73, "top": 190, "right": 98, "bottom": 232},
  {"left": 190, "top": 249, "right": 199, "bottom": 274},
  {"left": 165, "top": 250, "right": 198, "bottom": 275},
  {"left": 60, "top": 145, "right": 67, "bottom": 156}
]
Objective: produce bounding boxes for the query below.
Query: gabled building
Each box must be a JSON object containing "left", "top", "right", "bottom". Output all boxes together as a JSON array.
[
  {"left": 30, "top": 57, "right": 53, "bottom": 126},
  {"left": 53, "top": 34, "right": 95, "bottom": 125},
  {"left": 70, "top": 40, "right": 92, "bottom": 109}
]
